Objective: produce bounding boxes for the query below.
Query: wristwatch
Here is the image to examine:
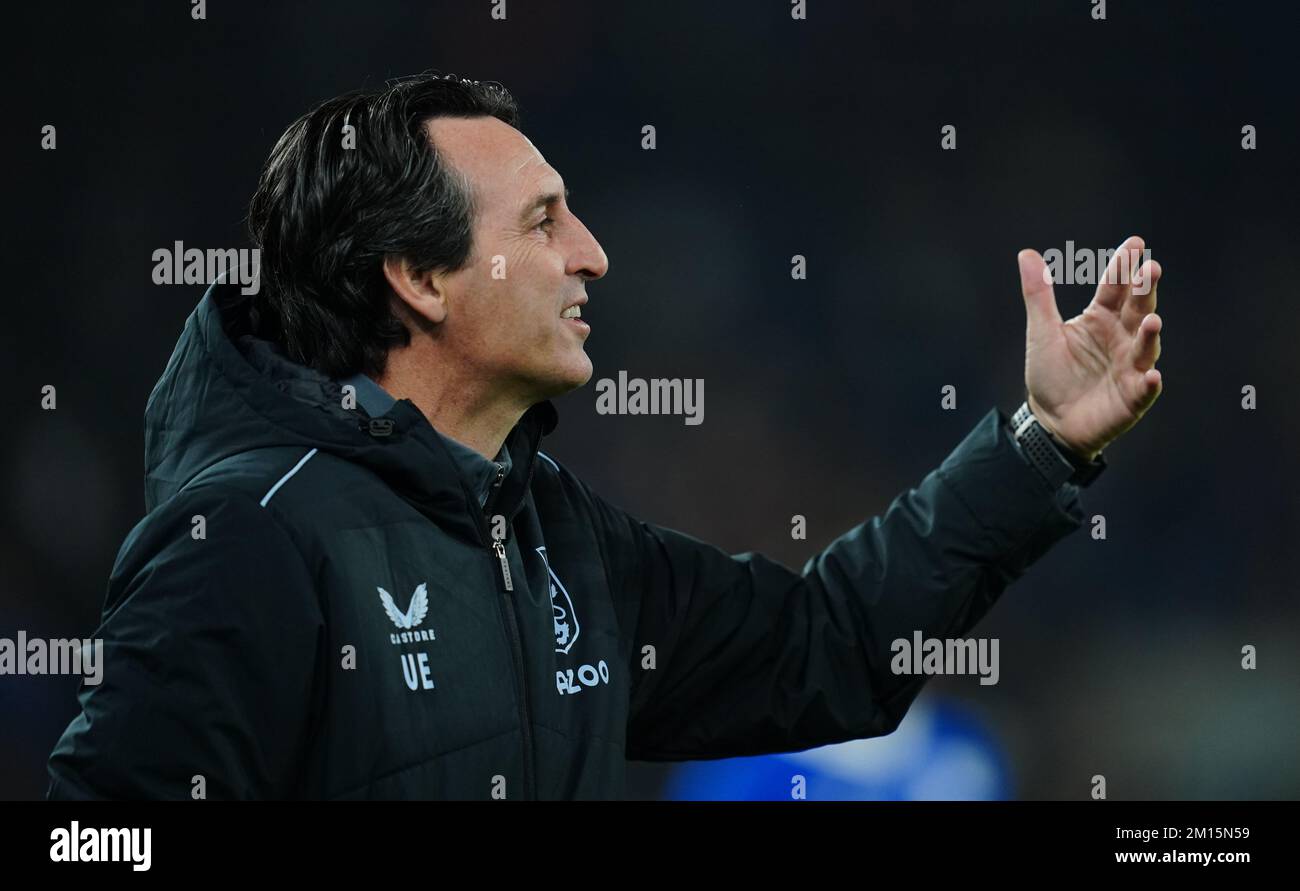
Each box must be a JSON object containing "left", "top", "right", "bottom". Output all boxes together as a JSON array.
[{"left": 1010, "top": 401, "right": 1107, "bottom": 489}]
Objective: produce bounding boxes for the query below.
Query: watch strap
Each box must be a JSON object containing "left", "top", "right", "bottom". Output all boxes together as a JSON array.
[{"left": 1011, "top": 402, "right": 1107, "bottom": 488}]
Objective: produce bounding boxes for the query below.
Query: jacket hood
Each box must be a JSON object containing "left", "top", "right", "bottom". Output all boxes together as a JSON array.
[{"left": 143, "top": 280, "right": 558, "bottom": 542}]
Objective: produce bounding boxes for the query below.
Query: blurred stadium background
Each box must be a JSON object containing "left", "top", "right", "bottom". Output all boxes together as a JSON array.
[{"left": 3, "top": 0, "right": 1298, "bottom": 799}]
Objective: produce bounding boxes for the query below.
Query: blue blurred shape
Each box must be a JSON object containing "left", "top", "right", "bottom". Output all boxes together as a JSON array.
[{"left": 663, "top": 698, "right": 1010, "bottom": 800}]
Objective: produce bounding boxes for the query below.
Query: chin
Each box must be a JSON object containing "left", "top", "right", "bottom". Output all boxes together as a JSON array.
[
  {"left": 532, "top": 353, "right": 593, "bottom": 400},
  {"left": 560, "top": 360, "right": 594, "bottom": 392}
]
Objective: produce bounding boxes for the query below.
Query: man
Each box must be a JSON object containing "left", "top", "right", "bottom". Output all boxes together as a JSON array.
[{"left": 47, "top": 73, "right": 1164, "bottom": 800}]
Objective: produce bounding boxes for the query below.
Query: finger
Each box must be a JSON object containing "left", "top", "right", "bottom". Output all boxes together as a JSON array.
[
  {"left": 1093, "top": 234, "right": 1145, "bottom": 312},
  {"left": 1121, "top": 259, "right": 1161, "bottom": 334},
  {"left": 1133, "top": 367, "right": 1163, "bottom": 412},
  {"left": 1018, "top": 249, "right": 1063, "bottom": 333},
  {"left": 1129, "top": 312, "right": 1162, "bottom": 372}
]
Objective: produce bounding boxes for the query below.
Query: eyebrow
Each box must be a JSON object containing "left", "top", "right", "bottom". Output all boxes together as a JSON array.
[{"left": 519, "top": 186, "right": 570, "bottom": 223}]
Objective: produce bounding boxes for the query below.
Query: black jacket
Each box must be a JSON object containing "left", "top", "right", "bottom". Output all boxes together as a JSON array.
[{"left": 47, "top": 281, "right": 1085, "bottom": 799}]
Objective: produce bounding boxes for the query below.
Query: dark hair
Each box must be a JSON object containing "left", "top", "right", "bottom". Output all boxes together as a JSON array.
[{"left": 245, "top": 73, "right": 520, "bottom": 378}]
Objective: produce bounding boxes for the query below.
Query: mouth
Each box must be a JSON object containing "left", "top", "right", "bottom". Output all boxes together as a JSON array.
[{"left": 561, "top": 299, "right": 589, "bottom": 332}]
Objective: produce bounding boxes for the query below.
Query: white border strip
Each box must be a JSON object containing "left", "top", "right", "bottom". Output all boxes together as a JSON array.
[{"left": 260, "top": 448, "right": 319, "bottom": 507}]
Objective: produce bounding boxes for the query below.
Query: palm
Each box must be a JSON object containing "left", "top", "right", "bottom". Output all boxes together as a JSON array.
[{"left": 1019, "top": 235, "right": 1164, "bottom": 459}]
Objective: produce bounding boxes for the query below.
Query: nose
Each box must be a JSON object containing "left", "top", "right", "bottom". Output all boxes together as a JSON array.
[{"left": 567, "top": 213, "right": 609, "bottom": 281}]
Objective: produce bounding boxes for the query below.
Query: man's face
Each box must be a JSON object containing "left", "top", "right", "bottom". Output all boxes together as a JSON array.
[{"left": 424, "top": 115, "right": 608, "bottom": 401}]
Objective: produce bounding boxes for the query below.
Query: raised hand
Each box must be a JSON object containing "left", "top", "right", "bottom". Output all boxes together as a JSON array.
[{"left": 1018, "top": 235, "right": 1164, "bottom": 461}]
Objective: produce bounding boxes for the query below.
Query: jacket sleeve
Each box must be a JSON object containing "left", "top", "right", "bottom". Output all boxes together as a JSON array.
[
  {"left": 46, "top": 486, "right": 325, "bottom": 799},
  {"left": 583, "top": 407, "right": 1085, "bottom": 761}
]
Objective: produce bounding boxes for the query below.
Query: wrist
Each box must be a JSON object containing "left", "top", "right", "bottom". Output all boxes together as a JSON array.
[
  {"left": 1025, "top": 394, "right": 1101, "bottom": 462},
  {"left": 1012, "top": 400, "right": 1108, "bottom": 489}
]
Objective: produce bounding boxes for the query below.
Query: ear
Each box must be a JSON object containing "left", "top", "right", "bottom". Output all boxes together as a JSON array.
[{"left": 382, "top": 255, "right": 448, "bottom": 324}]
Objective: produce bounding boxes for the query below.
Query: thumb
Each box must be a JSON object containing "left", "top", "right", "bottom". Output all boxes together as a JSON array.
[{"left": 1018, "top": 248, "right": 1063, "bottom": 333}]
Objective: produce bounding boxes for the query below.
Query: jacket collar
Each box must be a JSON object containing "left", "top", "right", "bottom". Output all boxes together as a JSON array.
[
  {"left": 162, "top": 281, "right": 558, "bottom": 545},
  {"left": 339, "top": 372, "right": 513, "bottom": 511}
]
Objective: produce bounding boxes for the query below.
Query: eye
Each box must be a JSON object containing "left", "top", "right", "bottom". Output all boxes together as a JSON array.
[{"left": 535, "top": 216, "right": 556, "bottom": 233}]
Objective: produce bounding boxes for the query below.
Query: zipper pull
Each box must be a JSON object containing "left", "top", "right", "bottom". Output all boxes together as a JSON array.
[
  {"left": 485, "top": 465, "right": 507, "bottom": 515},
  {"left": 492, "top": 540, "right": 514, "bottom": 591}
]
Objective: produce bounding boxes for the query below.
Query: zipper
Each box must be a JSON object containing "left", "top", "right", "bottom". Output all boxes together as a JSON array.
[
  {"left": 491, "top": 539, "right": 533, "bottom": 798},
  {"left": 492, "top": 540, "right": 513, "bottom": 591},
  {"left": 473, "top": 429, "right": 545, "bottom": 800},
  {"left": 487, "top": 534, "right": 533, "bottom": 799}
]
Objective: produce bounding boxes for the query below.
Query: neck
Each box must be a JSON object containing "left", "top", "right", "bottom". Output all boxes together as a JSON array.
[{"left": 375, "top": 349, "right": 529, "bottom": 461}]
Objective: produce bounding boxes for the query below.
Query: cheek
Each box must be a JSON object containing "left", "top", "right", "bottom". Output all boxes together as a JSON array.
[
  {"left": 470, "top": 247, "right": 569, "bottom": 355},
  {"left": 512, "top": 258, "right": 567, "bottom": 338}
]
